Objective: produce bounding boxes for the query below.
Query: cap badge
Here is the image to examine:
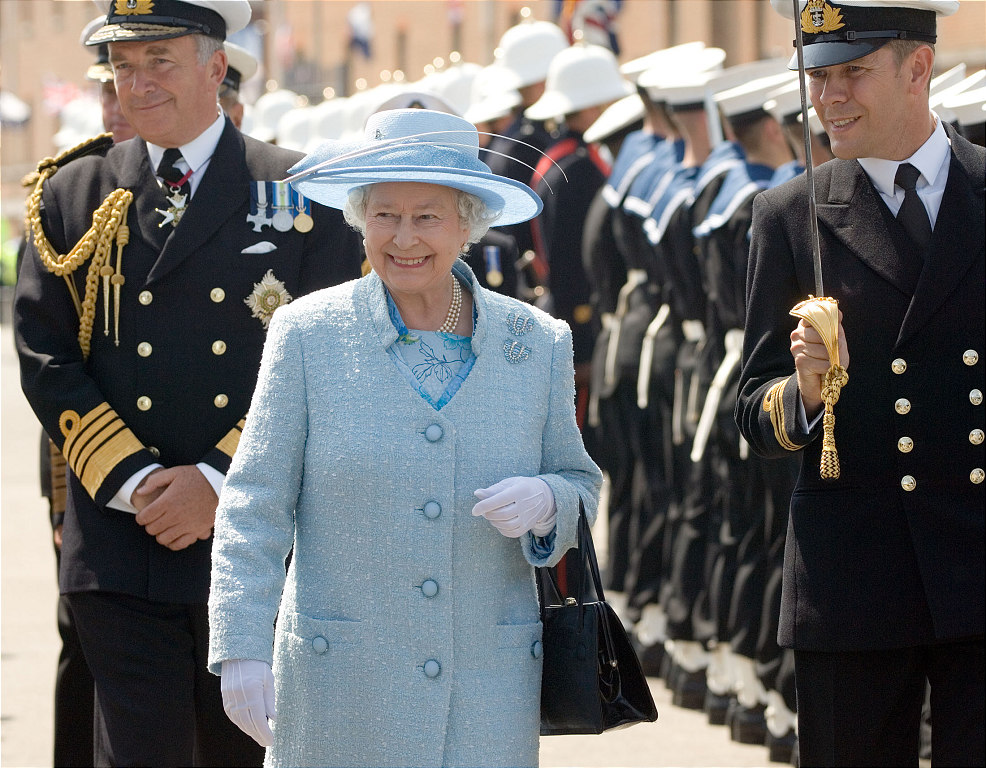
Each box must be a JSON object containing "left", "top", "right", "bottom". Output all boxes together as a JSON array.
[
  {"left": 801, "top": 0, "right": 845, "bottom": 33},
  {"left": 116, "top": 0, "right": 154, "bottom": 15},
  {"left": 244, "top": 270, "right": 292, "bottom": 329}
]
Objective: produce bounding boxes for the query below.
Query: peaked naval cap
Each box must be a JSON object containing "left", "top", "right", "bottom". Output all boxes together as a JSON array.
[
  {"left": 87, "top": 0, "right": 251, "bottom": 45},
  {"left": 286, "top": 109, "right": 544, "bottom": 227},
  {"left": 770, "top": 0, "right": 959, "bottom": 69}
]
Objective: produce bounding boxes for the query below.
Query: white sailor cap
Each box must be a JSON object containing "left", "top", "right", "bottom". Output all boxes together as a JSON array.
[
  {"left": 584, "top": 93, "right": 645, "bottom": 144},
  {"left": 715, "top": 71, "right": 798, "bottom": 121},
  {"left": 81, "top": 16, "right": 114, "bottom": 83},
  {"left": 223, "top": 41, "right": 258, "bottom": 93},
  {"left": 620, "top": 41, "right": 708, "bottom": 83},
  {"left": 943, "top": 86, "right": 986, "bottom": 127},
  {"left": 763, "top": 79, "right": 807, "bottom": 124},
  {"left": 636, "top": 46, "right": 727, "bottom": 103}
]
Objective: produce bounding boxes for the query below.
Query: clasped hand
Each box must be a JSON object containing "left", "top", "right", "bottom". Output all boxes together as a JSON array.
[
  {"left": 221, "top": 659, "right": 276, "bottom": 747},
  {"left": 132, "top": 465, "right": 217, "bottom": 551},
  {"left": 472, "top": 476, "right": 556, "bottom": 538}
]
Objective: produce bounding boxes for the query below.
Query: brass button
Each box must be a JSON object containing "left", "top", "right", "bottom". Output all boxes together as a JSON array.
[
  {"left": 971, "top": 429, "right": 985, "bottom": 446},
  {"left": 895, "top": 398, "right": 911, "bottom": 415},
  {"left": 891, "top": 358, "right": 907, "bottom": 374},
  {"left": 148, "top": 446, "right": 160, "bottom": 458},
  {"left": 963, "top": 349, "right": 979, "bottom": 366},
  {"left": 971, "top": 389, "right": 983, "bottom": 406},
  {"left": 210, "top": 288, "right": 225, "bottom": 303},
  {"left": 211, "top": 340, "right": 227, "bottom": 355},
  {"left": 137, "top": 342, "right": 152, "bottom": 357},
  {"left": 137, "top": 396, "right": 152, "bottom": 411},
  {"left": 138, "top": 290, "right": 153, "bottom": 305},
  {"left": 900, "top": 475, "right": 916, "bottom": 492},
  {"left": 971, "top": 468, "right": 985, "bottom": 485},
  {"left": 897, "top": 436, "right": 914, "bottom": 453},
  {"left": 213, "top": 394, "right": 229, "bottom": 408}
]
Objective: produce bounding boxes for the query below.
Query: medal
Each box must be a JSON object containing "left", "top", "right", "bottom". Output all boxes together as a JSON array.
[
  {"left": 155, "top": 190, "right": 187, "bottom": 228},
  {"left": 271, "top": 181, "right": 294, "bottom": 232},
  {"left": 483, "top": 244, "right": 503, "bottom": 288},
  {"left": 247, "top": 181, "right": 273, "bottom": 232},
  {"left": 293, "top": 189, "right": 314, "bottom": 233}
]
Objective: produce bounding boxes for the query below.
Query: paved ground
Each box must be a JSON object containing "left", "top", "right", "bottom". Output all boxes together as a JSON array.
[{"left": 1, "top": 314, "right": 776, "bottom": 768}]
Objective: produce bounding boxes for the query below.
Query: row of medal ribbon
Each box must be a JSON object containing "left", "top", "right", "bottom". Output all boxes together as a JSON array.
[{"left": 249, "top": 181, "right": 314, "bottom": 233}]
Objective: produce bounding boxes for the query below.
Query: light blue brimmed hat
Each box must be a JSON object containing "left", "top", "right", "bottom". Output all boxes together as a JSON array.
[{"left": 286, "top": 109, "right": 543, "bottom": 226}]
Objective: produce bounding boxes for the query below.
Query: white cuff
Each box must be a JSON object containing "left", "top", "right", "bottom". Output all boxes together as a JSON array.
[{"left": 106, "top": 464, "right": 163, "bottom": 514}]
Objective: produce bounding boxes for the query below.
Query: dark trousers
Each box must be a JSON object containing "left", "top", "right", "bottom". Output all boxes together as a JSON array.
[
  {"left": 795, "top": 639, "right": 985, "bottom": 767},
  {"left": 66, "top": 591, "right": 264, "bottom": 768}
]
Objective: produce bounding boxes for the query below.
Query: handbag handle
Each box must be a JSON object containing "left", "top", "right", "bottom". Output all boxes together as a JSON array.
[{"left": 537, "top": 499, "right": 606, "bottom": 611}]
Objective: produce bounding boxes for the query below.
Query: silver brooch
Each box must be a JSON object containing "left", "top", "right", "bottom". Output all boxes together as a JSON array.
[
  {"left": 244, "top": 269, "right": 292, "bottom": 329},
  {"left": 506, "top": 311, "right": 535, "bottom": 336},
  {"left": 503, "top": 340, "right": 531, "bottom": 364}
]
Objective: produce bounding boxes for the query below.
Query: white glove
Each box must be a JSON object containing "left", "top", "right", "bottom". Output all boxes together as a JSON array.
[
  {"left": 472, "top": 476, "right": 557, "bottom": 538},
  {"left": 220, "top": 659, "right": 276, "bottom": 748}
]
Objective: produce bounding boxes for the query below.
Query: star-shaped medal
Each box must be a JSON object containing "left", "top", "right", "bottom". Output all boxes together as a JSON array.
[{"left": 155, "top": 190, "right": 187, "bottom": 229}]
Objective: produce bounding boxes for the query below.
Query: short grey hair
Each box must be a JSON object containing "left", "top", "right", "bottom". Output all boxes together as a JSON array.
[
  {"left": 192, "top": 33, "right": 224, "bottom": 66},
  {"left": 342, "top": 184, "right": 498, "bottom": 249}
]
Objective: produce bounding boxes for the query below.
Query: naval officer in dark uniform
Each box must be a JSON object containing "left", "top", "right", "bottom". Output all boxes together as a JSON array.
[
  {"left": 736, "top": 1, "right": 983, "bottom": 765},
  {"left": 14, "top": 1, "right": 360, "bottom": 765}
]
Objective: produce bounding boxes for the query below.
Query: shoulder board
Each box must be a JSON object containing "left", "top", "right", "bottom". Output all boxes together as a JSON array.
[{"left": 21, "top": 133, "right": 114, "bottom": 188}]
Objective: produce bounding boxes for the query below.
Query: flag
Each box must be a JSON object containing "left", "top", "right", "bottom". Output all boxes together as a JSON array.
[
  {"left": 348, "top": 2, "right": 373, "bottom": 59},
  {"left": 555, "top": 0, "right": 623, "bottom": 54}
]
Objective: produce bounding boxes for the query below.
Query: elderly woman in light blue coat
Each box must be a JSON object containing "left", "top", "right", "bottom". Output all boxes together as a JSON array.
[{"left": 208, "top": 109, "right": 602, "bottom": 768}]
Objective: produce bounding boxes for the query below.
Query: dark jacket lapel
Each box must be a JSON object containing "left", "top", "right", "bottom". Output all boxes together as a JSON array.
[
  {"left": 897, "top": 127, "right": 986, "bottom": 347},
  {"left": 147, "top": 118, "right": 250, "bottom": 283},
  {"left": 815, "top": 159, "right": 918, "bottom": 296},
  {"left": 115, "top": 138, "right": 172, "bottom": 254}
]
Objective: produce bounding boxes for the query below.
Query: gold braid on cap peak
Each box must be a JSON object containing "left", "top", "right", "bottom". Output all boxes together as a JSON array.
[
  {"left": 790, "top": 296, "right": 848, "bottom": 479},
  {"left": 23, "top": 133, "right": 132, "bottom": 359}
]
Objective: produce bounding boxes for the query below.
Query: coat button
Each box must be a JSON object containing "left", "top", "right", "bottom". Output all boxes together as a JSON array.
[
  {"left": 212, "top": 340, "right": 227, "bottom": 355},
  {"left": 421, "top": 579, "right": 439, "bottom": 598},
  {"left": 423, "top": 659, "right": 441, "bottom": 678},
  {"left": 971, "top": 468, "right": 985, "bottom": 485},
  {"left": 963, "top": 349, "right": 979, "bottom": 366},
  {"left": 424, "top": 424, "right": 443, "bottom": 442},
  {"left": 971, "top": 389, "right": 983, "bottom": 406},
  {"left": 531, "top": 641, "right": 544, "bottom": 659},
  {"left": 895, "top": 398, "right": 911, "bottom": 415},
  {"left": 148, "top": 446, "right": 160, "bottom": 458},
  {"left": 897, "top": 436, "right": 914, "bottom": 453},
  {"left": 970, "top": 429, "right": 985, "bottom": 446},
  {"left": 138, "top": 290, "right": 153, "bottom": 305},
  {"left": 901, "top": 475, "right": 916, "bottom": 492},
  {"left": 891, "top": 358, "right": 907, "bottom": 374},
  {"left": 214, "top": 394, "right": 229, "bottom": 408},
  {"left": 137, "top": 342, "right": 152, "bottom": 357},
  {"left": 312, "top": 636, "right": 328, "bottom": 654},
  {"left": 137, "top": 396, "right": 152, "bottom": 411},
  {"left": 210, "top": 288, "right": 225, "bottom": 303},
  {"left": 423, "top": 501, "right": 442, "bottom": 519}
]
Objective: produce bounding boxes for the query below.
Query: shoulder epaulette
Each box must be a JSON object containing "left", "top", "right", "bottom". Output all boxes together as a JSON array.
[{"left": 21, "top": 133, "right": 114, "bottom": 188}]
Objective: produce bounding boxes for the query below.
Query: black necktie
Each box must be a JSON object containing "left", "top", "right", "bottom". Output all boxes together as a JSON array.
[
  {"left": 894, "top": 162, "right": 932, "bottom": 250},
  {"left": 156, "top": 148, "right": 190, "bottom": 201}
]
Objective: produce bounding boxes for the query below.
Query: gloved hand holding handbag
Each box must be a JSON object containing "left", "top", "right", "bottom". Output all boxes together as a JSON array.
[{"left": 472, "top": 476, "right": 557, "bottom": 537}]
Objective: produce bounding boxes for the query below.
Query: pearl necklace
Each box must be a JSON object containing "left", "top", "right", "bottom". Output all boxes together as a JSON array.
[{"left": 437, "top": 276, "right": 462, "bottom": 334}]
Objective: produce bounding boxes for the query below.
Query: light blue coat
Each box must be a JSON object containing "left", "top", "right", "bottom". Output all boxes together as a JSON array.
[{"left": 208, "top": 260, "right": 602, "bottom": 768}]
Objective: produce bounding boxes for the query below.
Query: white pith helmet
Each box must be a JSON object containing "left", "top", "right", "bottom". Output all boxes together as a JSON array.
[
  {"left": 525, "top": 44, "right": 633, "bottom": 121},
  {"left": 492, "top": 21, "right": 569, "bottom": 90}
]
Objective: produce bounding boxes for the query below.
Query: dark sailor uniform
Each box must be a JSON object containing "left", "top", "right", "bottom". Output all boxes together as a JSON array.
[
  {"left": 14, "top": 118, "right": 360, "bottom": 763},
  {"left": 736, "top": 123, "right": 984, "bottom": 765}
]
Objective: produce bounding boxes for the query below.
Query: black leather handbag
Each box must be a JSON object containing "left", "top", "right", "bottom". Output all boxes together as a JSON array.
[{"left": 537, "top": 503, "right": 659, "bottom": 735}]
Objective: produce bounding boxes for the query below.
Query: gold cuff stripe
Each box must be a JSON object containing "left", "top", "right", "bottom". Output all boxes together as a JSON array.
[
  {"left": 216, "top": 418, "right": 246, "bottom": 459},
  {"left": 49, "top": 439, "right": 68, "bottom": 516},
  {"left": 765, "top": 377, "right": 801, "bottom": 452},
  {"left": 60, "top": 404, "right": 144, "bottom": 498}
]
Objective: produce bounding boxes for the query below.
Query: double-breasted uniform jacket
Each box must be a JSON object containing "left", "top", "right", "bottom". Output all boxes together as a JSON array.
[
  {"left": 207, "top": 261, "right": 602, "bottom": 768},
  {"left": 14, "top": 118, "right": 361, "bottom": 605},
  {"left": 736, "top": 124, "right": 985, "bottom": 651}
]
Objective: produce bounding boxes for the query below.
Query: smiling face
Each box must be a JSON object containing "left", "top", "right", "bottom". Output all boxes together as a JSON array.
[
  {"left": 807, "top": 43, "right": 935, "bottom": 161},
  {"left": 363, "top": 182, "right": 471, "bottom": 305},
  {"left": 109, "top": 35, "right": 226, "bottom": 147}
]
